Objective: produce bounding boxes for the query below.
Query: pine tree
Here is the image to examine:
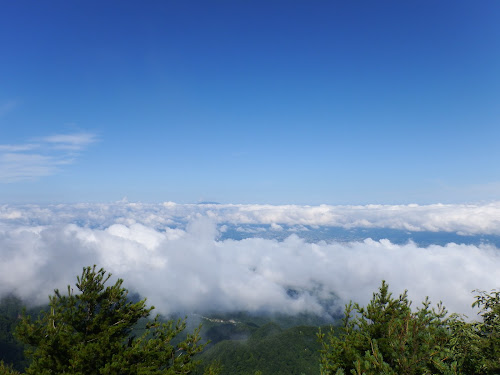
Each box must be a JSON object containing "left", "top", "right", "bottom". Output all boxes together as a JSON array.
[
  {"left": 15, "top": 265, "right": 205, "bottom": 375},
  {"left": 471, "top": 289, "right": 500, "bottom": 374},
  {"left": 318, "top": 281, "right": 452, "bottom": 375},
  {"left": 0, "top": 361, "right": 20, "bottom": 375}
]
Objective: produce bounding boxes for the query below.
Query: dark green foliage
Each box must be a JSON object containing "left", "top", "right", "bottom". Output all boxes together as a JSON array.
[
  {"left": 318, "top": 281, "right": 453, "bottom": 375},
  {"left": 0, "top": 295, "right": 29, "bottom": 371},
  {"left": 197, "top": 323, "right": 322, "bottom": 375},
  {"left": 15, "top": 266, "right": 206, "bottom": 375},
  {"left": 0, "top": 361, "right": 20, "bottom": 375},
  {"left": 200, "top": 360, "right": 223, "bottom": 375},
  {"left": 318, "top": 282, "right": 500, "bottom": 375},
  {"left": 3, "top": 269, "right": 498, "bottom": 375},
  {"left": 447, "top": 315, "right": 487, "bottom": 374},
  {"left": 203, "top": 322, "right": 256, "bottom": 344},
  {"left": 200, "top": 310, "right": 333, "bottom": 332},
  {"left": 467, "top": 289, "right": 500, "bottom": 374}
]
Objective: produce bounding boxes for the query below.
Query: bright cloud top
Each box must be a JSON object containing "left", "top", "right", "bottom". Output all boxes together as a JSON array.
[
  {"left": 1, "top": 203, "right": 499, "bottom": 319},
  {"left": 2, "top": 201, "right": 500, "bottom": 235},
  {"left": 0, "top": 132, "right": 97, "bottom": 182}
]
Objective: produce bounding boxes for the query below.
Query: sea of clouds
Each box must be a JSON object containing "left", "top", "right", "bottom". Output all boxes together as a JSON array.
[{"left": 1, "top": 201, "right": 499, "bottom": 319}]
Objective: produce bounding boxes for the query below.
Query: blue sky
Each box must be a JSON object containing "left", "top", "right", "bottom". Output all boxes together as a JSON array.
[{"left": 1, "top": 1, "right": 499, "bottom": 204}]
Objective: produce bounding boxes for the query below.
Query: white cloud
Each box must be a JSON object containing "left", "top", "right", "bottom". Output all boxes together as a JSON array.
[
  {"left": 3, "top": 201, "right": 500, "bottom": 235},
  {"left": 1, "top": 206, "right": 499, "bottom": 319},
  {"left": 41, "top": 132, "right": 98, "bottom": 151},
  {"left": 0, "top": 144, "right": 38, "bottom": 152},
  {"left": 0, "top": 153, "right": 71, "bottom": 182},
  {"left": 0, "top": 132, "right": 97, "bottom": 183}
]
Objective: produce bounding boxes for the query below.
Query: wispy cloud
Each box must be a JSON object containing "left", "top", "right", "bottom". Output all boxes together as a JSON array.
[
  {"left": 0, "top": 132, "right": 97, "bottom": 183},
  {"left": 0, "top": 100, "right": 17, "bottom": 117},
  {"left": 0, "top": 153, "right": 65, "bottom": 182},
  {"left": 0, "top": 144, "right": 39, "bottom": 152},
  {"left": 40, "top": 132, "right": 98, "bottom": 151}
]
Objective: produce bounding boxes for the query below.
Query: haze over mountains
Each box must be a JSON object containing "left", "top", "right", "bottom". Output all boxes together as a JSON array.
[{"left": 1, "top": 201, "right": 499, "bottom": 319}]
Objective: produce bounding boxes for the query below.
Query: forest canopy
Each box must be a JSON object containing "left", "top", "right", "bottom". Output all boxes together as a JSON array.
[
  {"left": 0, "top": 267, "right": 498, "bottom": 375},
  {"left": 11, "top": 266, "right": 207, "bottom": 375},
  {"left": 318, "top": 281, "right": 500, "bottom": 375}
]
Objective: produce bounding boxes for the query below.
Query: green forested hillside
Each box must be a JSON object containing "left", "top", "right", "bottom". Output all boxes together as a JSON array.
[
  {"left": 0, "top": 300, "right": 327, "bottom": 375},
  {"left": 196, "top": 323, "right": 323, "bottom": 375},
  {"left": 0, "top": 294, "right": 327, "bottom": 375},
  {"left": 0, "top": 269, "right": 498, "bottom": 375},
  {"left": 0, "top": 295, "right": 29, "bottom": 372}
]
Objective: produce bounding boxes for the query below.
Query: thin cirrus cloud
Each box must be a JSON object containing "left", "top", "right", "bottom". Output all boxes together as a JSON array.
[
  {"left": 0, "top": 132, "right": 97, "bottom": 183},
  {"left": 0, "top": 100, "right": 17, "bottom": 117},
  {"left": 40, "top": 133, "right": 98, "bottom": 151}
]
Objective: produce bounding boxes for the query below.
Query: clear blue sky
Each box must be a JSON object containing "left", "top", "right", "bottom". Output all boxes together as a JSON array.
[{"left": 1, "top": 1, "right": 499, "bottom": 204}]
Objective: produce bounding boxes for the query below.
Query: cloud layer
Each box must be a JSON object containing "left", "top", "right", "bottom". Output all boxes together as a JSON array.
[
  {"left": 1, "top": 202, "right": 499, "bottom": 319},
  {"left": 2, "top": 201, "right": 500, "bottom": 234}
]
